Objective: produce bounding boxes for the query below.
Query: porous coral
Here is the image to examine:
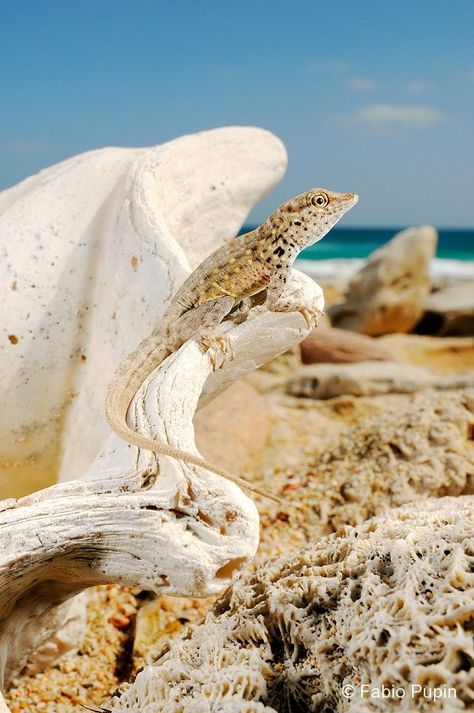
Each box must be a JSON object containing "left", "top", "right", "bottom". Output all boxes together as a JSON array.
[
  {"left": 276, "top": 388, "right": 474, "bottom": 537},
  {"left": 109, "top": 495, "right": 474, "bottom": 712}
]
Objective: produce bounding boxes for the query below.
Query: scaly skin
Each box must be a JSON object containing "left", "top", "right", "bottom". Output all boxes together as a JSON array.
[{"left": 106, "top": 188, "right": 358, "bottom": 501}]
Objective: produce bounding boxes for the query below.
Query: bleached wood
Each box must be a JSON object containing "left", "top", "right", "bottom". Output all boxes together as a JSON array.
[{"left": 0, "top": 270, "right": 323, "bottom": 695}]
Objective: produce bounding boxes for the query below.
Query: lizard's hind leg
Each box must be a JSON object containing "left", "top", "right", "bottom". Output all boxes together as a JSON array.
[
  {"left": 196, "top": 296, "right": 236, "bottom": 370},
  {"left": 227, "top": 296, "right": 254, "bottom": 324}
]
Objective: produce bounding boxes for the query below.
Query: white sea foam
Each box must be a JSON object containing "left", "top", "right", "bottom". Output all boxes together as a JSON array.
[
  {"left": 296, "top": 257, "right": 474, "bottom": 285},
  {"left": 296, "top": 258, "right": 361, "bottom": 281},
  {"left": 430, "top": 258, "right": 474, "bottom": 280}
]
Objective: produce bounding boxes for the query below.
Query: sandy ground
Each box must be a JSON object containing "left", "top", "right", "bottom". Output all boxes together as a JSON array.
[{"left": 5, "top": 333, "right": 474, "bottom": 712}]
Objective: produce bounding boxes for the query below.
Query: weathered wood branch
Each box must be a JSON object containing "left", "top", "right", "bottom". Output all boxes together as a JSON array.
[{"left": 0, "top": 270, "right": 323, "bottom": 696}]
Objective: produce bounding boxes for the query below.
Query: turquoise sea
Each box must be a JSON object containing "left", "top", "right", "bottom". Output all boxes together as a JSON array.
[{"left": 241, "top": 227, "right": 474, "bottom": 261}]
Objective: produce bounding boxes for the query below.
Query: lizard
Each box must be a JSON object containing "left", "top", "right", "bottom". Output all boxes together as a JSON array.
[{"left": 105, "top": 187, "right": 358, "bottom": 501}]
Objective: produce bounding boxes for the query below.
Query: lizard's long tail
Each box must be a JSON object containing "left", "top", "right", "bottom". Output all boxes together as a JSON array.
[{"left": 105, "top": 336, "right": 281, "bottom": 504}]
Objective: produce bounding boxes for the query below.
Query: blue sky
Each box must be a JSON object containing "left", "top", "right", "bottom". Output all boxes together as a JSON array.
[{"left": 1, "top": 0, "right": 473, "bottom": 227}]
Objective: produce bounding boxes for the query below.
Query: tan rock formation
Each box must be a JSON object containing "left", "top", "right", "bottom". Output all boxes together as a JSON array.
[
  {"left": 328, "top": 226, "right": 437, "bottom": 335},
  {"left": 300, "top": 327, "right": 394, "bottom": 364},
  {"left": 195, "top": 382, "right": 269, "bottom": 474},
  {"left": 379, "top": 334, "right": 474, "bottom": 374},
  {"left": 286, "top": 360, "right": 474, "bottom": 399},
  {"left": 418, "top": 283, "right": 474, "bottom": 336}
]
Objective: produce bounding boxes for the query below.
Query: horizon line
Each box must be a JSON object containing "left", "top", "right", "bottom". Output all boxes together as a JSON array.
[{"left": 241, "top": 224, "right": 474, "bottom": 232}]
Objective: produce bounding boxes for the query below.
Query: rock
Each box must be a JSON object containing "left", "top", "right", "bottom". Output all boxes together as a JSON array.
[
  {"left": 286, "top": 360, "right": 474, "bottom": 399},
  {"left": 300, "top": 326, "right": 394, "bottom": 364},
  {"left": 195, "top": 382, "right": 269, "bottom": 473},
  {"left": 261, "top": 388, "right": 474, "bottom": 537},
  {"left": 20, "top": 592, "right": 88, "bottom": 678},
  {"left": 133, "top": 595, "right": 212, "bottom": 662},
  {"left": 416, "top": 283, "right": 474, "bottom": 336},
  {"left": 328, "top": 226, "right": 437, "bottom": 335},
  {"left": 108, "top": 495, "right": 474, "bottom": 712},
  {"left": 0, "top": 126, "right": 287, "bottom": 498},
  {"left": 379, "top": 334, "right": 474, "bottom": 375}
]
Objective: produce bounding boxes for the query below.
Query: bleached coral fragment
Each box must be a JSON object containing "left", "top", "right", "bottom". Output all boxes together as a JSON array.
[{"left": 110, "top": 496, "right": 474, "bottom": 712}]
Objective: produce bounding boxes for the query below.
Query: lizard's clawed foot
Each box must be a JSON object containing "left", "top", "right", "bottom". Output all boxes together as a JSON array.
[
  {"left": 297, "top": 305, "right": 324, "bottom": 329},
  {"left": 198, "top": 333, "right": 234, "bottom": 370},
  {"left": 269, "top": 301, "right": 323, "bottom": 330}
]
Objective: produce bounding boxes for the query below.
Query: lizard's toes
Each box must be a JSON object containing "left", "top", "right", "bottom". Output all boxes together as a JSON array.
[
  {"left": 198, "top": 333, "right": 233, "bottom": 370},
  {"left": 270, "top": 300, "right": 322, "bottom": 329},
  {"left": 299, "top": 306, "right": 323, "bottom": 329}
]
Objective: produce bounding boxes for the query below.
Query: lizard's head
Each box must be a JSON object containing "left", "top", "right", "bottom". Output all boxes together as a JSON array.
[{"left": 268, "top": 188, "right": 358, "bottom": 249}]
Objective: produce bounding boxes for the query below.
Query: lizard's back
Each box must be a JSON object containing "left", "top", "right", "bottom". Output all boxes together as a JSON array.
[
  {"left": 163, "top": 229, "right": 272, "bottom": 320},
  {"left": 106, "top": 227, "right": 271, "bottom": 435}
]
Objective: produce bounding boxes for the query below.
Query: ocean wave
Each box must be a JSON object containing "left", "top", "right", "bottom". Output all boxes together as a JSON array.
[{"left": 296, "top": 257, "right": 474, "bottom": 282}]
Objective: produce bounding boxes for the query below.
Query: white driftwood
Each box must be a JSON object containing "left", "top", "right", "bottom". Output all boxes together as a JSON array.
[
  {"left": 0, "top": 126, "right": 290, "bottom": 706},
  {"left": 0, "top": 270, "right": 323, "bottom": 698}
]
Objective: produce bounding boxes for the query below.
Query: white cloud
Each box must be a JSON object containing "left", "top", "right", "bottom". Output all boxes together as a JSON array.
[
  {"left": 352, "top": 104, "right": 445, "bottom": 131},
  {"left": 347, "top": 77, "right": 376, "bottom": 92},
  {"left": 405, "top": 81, "right": 433, "bottom": 95},
  {"left": 310, "top": 60, "right": 347, "bottom": 74},
  {"left": 3, "top": 140, "right": 50, "bottom": 154}
]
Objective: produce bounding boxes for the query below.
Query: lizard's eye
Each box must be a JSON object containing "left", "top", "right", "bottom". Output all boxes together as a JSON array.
[{"left": 311, "top": 192, "right": 329, "bottom": 208}]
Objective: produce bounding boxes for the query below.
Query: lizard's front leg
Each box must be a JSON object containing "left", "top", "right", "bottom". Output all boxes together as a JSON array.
[{"left": 264, "top": 268, "right": 323, "bottom": 329}]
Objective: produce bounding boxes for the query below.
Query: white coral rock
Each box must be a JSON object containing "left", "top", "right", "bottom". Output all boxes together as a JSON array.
[
  {"left": 0, "top": 127, "right": 330, "bottom": 697},
  {"left": 0, "top": 127, "right": 311, "bottom": 696},
  {"left": 0, "top": 126, "right": 287, "bottom": 497},
  {"left": 109, "top": 496, "right": 474, "bottom": 712}
]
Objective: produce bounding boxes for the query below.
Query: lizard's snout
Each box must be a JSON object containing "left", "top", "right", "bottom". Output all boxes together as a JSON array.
[{"left": 344, "top": 192, "right": 359, "bottom": 205}]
